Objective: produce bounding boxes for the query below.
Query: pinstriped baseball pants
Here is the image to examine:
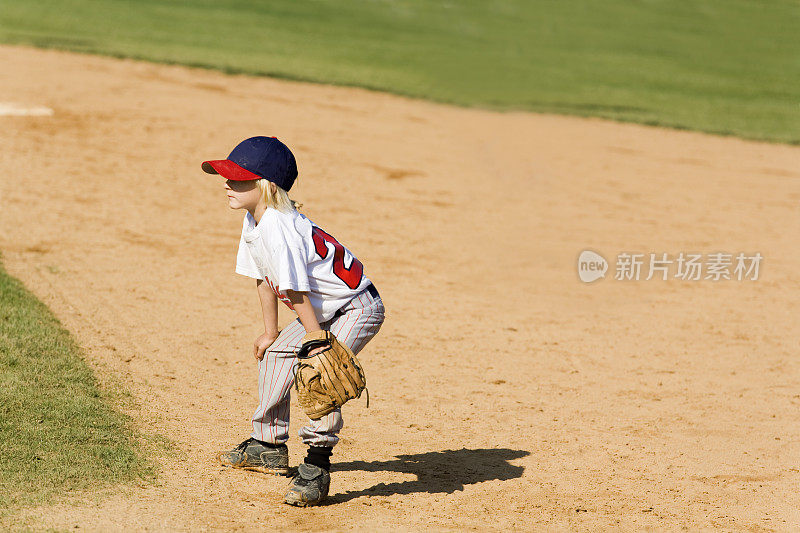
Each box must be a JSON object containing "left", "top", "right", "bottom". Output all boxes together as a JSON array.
[{"left": 250, "top": 288, "right": 385, "bottom": 447}]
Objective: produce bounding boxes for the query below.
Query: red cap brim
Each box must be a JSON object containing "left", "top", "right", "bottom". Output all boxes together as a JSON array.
[{"left": 201, "top": 159, "right": 262, "bottom": 181}]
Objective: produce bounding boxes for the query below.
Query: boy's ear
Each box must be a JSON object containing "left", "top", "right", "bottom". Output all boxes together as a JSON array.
[{"left": 269, "top": 182, "right": 277, "bottom": 194}]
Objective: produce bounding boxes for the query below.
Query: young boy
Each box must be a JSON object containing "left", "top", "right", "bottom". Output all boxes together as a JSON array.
[{"left": 202, "top": 136, "right": 385, "bottom": 506}]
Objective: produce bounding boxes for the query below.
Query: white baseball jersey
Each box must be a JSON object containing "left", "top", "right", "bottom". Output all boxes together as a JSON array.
[{"left": 235, "top": 209, "right": 372, "bottom": 321}]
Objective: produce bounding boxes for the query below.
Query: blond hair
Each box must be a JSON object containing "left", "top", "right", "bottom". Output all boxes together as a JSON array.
[{"left": 255, "top": 179, "right": 302, "bottom": 212}]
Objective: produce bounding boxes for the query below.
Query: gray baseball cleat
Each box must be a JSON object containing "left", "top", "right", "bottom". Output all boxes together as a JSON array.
[
  {"left": 283, "top": 463, "right": 330, "bottom": 507},
  {"left": 219, "top": 437, "right": 290, "bottom": 476}
]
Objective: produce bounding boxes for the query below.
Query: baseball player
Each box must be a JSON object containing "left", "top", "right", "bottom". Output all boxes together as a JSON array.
[{"left": 202, "top": 136, "right": 385, "bottom": 507}]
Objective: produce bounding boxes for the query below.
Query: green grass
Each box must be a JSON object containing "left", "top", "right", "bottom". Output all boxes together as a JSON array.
[
  {"left": 0, "top": 260, "right": 156, "bottom": 517},
  {"left": 0, "top": 0, "right": 798, "bottom": 142}
]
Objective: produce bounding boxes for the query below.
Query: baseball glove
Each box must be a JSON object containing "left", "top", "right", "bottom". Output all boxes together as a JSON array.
[{"left": 294, "top": 330, "right": 367, "bottom": 420}]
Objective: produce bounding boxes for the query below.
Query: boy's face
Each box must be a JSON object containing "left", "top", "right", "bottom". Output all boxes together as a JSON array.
[{"left": 224, "top": 179, "right": 261, "bottom": 211}]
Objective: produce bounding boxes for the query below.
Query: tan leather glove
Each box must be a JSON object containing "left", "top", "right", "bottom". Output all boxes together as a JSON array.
[{"left": 294, "top": 330, "right": 367, "bottom": 419}]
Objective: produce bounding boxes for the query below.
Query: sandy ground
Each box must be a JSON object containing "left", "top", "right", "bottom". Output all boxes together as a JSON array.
[{"left": 1, "top": 45, "right": 799, "bottom": 531}]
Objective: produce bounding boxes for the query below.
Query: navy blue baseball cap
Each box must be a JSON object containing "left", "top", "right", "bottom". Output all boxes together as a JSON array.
[{"left": 202, "top": 136, "right": 298, "bottom": 191}]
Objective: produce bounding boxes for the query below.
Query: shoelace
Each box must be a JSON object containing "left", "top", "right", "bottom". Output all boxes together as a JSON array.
[
  {"left": 293, "top": 470, "right": 321, "bottom": 486},
  {"left": 235, "top": 438, "right": 255, "bottom": 452},
  {"left": 293, "top": 476, "right": 313, "bottom": 487}
]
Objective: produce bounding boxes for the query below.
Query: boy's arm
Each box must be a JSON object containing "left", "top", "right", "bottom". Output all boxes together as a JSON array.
[
  {"left": 285, "top": 289, "right": 322, "bottom": 333},
  {"left": 254, "top": 279, "right": 279, "bottom": 360}
]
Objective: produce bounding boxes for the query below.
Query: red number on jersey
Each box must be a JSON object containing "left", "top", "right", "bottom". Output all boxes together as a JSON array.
[{"left": 311, "top": 226, "right": 363, "bottom": 289}]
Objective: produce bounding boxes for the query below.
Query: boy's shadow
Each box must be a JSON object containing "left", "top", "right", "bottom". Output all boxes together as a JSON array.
[{"left": 326, "top": 448, "right": 529, "bottom": 504}]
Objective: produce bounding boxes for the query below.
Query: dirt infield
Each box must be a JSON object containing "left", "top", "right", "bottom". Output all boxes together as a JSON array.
[{"left": 1, "top": 45, "right": 799, "bottom": 531}]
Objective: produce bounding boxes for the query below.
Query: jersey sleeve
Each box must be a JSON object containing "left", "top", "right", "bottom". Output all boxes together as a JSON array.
[
  {"left": 272, "top": 244, "right": 311, "bottom": 292},
  {"left": 235, "top": 233, "right": 262, "bottom": 279}
]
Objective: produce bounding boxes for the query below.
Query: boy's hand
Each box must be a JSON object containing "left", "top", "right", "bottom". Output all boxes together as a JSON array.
[{"left": 254, "top": 331, "right": 279, "bottom": 361}]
